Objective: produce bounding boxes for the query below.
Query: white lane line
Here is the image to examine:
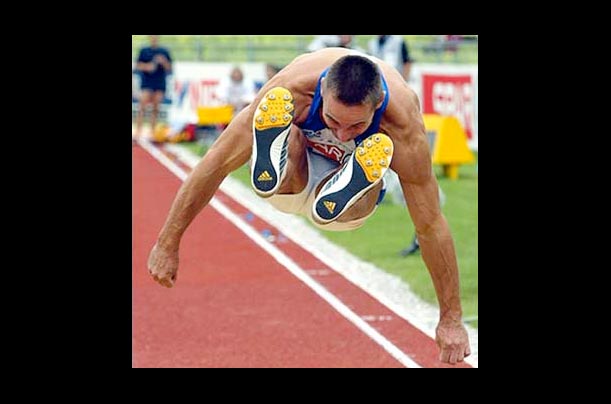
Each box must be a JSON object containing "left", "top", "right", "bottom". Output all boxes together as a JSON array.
[
  {"left": 164, "top": 142, "right": 478, "bottom": 368},
  {"left": 136, "top": 138, "right": 422, "bottom": 368}
]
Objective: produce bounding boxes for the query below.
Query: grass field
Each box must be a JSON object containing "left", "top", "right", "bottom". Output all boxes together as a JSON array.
[{"left": 179, "top": 141, "right": 478, "bottom": 328}]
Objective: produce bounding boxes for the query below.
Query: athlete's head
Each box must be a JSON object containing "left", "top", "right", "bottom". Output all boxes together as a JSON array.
[{"left": 321, "top": 55, "right": 384, "bottom": 142}]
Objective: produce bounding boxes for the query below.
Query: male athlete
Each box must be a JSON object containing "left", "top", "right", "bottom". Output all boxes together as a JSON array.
[{"left": 146, "top": 48, "right": 471, "bottom": 364}]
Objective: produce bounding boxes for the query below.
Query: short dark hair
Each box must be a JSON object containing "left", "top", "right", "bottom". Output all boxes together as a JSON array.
[{"left": 325, "top": 55, "right": 382, "bottom": 107}]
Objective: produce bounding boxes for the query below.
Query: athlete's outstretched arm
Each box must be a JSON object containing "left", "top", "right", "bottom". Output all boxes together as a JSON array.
[
  {"left": 391, "top": 116, "right": 470, "bottom": 365},
  {"left": 147, "top": 106, "right": 254, "bottom": 287}
]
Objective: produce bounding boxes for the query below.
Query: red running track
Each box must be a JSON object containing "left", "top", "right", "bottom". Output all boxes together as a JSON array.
[{"left": 132, "top": 144, "right": 472, "bottom": 368}]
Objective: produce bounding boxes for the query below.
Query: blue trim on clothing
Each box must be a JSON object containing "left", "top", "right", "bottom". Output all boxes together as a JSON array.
[{"left": 299, "top": 67, "right": 390, "bottom": 146}]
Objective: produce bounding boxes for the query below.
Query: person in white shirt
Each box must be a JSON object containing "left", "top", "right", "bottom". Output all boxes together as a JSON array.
[
  {"left": 308, "top": 35, "right": 365, "bottom": 53},
  {"left": 368, "top": 35, "right": 413, "bottom": 82},
  {"left": 217, "top": 66, "right": 257, "bottom": 114}
]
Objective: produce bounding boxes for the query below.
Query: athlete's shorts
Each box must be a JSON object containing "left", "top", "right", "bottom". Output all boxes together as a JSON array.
[{"left": 267, "top": 149, "right": 385, "bottom": 231}]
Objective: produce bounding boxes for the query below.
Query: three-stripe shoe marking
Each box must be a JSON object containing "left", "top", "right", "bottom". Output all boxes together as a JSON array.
[
  {"left": 251, "top": 87, "right": 294, "bottom": 197},
  {"left": 313, "top": 133, "right": 394, "bottom": 224}
]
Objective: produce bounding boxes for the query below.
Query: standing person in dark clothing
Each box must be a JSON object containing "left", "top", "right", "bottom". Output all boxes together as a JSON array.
[{"left": 134, "top": 35, "right": 173, "bottom": 140}]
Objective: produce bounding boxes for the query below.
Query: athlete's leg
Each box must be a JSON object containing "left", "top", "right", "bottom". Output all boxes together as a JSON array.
[
  {"left": 267, "top": 148, "right": 338, "bottom": 218},
  {"left": 276, "top": 124, "right": 308, "bottom": 195},
  {"left": 312, "top": 133, "right": 394, "bottom": 224}
]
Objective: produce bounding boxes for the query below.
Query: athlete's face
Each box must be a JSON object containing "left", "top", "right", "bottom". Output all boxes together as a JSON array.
[{"left": 321, "top": 85, "right": 379, "bottom": 143}]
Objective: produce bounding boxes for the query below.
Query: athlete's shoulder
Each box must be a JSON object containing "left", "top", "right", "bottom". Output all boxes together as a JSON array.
[
  {"left": 385, "top": 76, "right": 421, "bottom": 122},
  {"left": 277, "top": 53, "right": 329, "bottom": 94},
  {"left": 254, "top": 67, "right": 318, "bottom": 125}
]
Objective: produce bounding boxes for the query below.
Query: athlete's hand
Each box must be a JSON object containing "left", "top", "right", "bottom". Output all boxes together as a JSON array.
[
  {"left": 435, "top": 318, "right": 471, "bottom": 364},
  {"left": 147, "top": 243, "right": 179, "bottom": 288}
]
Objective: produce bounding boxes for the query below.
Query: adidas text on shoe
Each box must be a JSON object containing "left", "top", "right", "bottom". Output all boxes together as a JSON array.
[
  {"left": 250, "top": 87, "right": 294, "bottom": 197},
  {"left": 312, "top": 133, "right": 393, "bottom": 224}
]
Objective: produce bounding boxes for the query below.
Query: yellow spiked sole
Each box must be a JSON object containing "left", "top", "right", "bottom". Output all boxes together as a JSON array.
[
  {"left": 251, "top": 87, "right": 295, "bottom": 197},
  {"left": 354, "top": 133, "right": 394, "bottom": 183},
  {"left": 253, "top": 87, "right": 294, "bottom": 131}
]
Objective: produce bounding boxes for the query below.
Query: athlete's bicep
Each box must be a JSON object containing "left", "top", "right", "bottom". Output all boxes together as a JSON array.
[{"left": 391, "top": 130, "right": 441, "bottom": 233}]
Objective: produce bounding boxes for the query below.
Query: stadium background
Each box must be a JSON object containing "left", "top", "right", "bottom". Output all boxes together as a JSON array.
[{"left": 132, "top": 35, "right": 478, "bottom": 328}]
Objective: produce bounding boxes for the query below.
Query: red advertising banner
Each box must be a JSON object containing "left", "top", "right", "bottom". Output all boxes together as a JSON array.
[{"left": 422, "top": 74, "right": 474, "bottom": 139}]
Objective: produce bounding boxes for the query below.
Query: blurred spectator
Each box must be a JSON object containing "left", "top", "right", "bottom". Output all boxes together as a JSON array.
[
  {"left": 307, "top": 35, "right": 339, "bottom": 51},
  {"left": 217, "top": 66, "right": 257, "bottom": 114},
  {"left": 132, "top": 74, "right": 137, "bottom": 102},
  {"left": 256, "top": 63, "right": 283, "bottom": 92},
  {"left": 265, "top": 63, "right": 282, "bottom": 81},
  {"left": 424, "top": 35, "right": 463, "bottom": 55},
  {"left": 444, "top": 35, "right": 462, "bottom": 53},
  {"left": 307, "top": 35, "right": 365, "bottom": 52},
  {"left": 368, "top": 35, "right": 413, "bottom": 82},
  {"left": 134, "top": 35, "right": 173, "bottom": 140}
]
